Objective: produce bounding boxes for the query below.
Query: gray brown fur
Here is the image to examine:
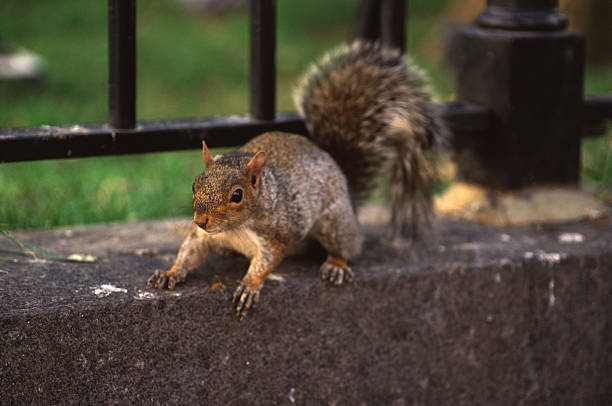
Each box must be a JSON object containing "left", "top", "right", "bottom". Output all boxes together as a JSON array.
[
  {"left": 241, "top": 132, "right": 361, "bottom": 257},
  {"left": 294, "top": 40, "right": 447, "bottom": 240},
  {"left": 148, "top": 40, "right": 446, "bottom": 318},
  {"left": 149, "top": 132, "right": 360, "bottom": 319}
]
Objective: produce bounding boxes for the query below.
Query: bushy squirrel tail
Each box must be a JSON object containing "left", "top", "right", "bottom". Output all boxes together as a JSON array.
[{"left": 293, "top": 40, "right": 448, "bottom": 242}]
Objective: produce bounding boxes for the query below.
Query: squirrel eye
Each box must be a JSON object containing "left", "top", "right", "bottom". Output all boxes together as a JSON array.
[{"left": 230, "top": 188, "right": 243, "bottom": 203}]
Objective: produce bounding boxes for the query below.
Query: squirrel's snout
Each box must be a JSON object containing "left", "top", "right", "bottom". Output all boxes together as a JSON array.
[{"left": 194, "top": 214, "right": 209, "bottom": 230}]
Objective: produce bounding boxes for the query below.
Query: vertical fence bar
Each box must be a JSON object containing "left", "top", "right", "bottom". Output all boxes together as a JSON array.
[
  {"left": 249, "top": 0, "right": 276, "bottom": 121},
  {"left": 353, "top": 0, "right": 381, "bottom": 42},
  {"left": 381, "top": 0, "right": 406, "bottom": 53},
  {"left": 108, "top": 0, "right": 136, "bottom": 129}
]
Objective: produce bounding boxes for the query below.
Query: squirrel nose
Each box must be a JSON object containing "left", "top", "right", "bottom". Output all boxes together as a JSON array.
[{"left": 194, "top": 214, "right": 209, "bottom": 230}]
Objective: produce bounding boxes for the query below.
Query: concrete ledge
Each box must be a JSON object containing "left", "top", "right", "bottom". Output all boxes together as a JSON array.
[{"left": 1, "top": 217, "right": 611, "bottom": 404}]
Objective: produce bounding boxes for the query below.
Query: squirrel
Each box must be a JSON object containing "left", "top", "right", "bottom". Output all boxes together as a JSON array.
[{"left": 148, "top": 40, "right": 447, "bottom": 319}]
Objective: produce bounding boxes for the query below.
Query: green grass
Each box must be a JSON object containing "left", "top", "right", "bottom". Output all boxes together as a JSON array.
[
  {"left": 0, "top": 153, "right": 201, "bottom": 229},
  {"left": 0, "top": 0, "right": 610, "bottom": 230},
  {"left": 583, "top": 65, "right": 612, "bottom": 196}
]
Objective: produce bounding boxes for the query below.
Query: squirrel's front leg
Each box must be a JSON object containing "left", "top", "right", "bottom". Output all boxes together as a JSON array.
[
  {"left": 232, "top": 237, "right": 286, "bottom": 320},
  {"left": 148, "top": 224, "right": 210, "bottom": 290}
]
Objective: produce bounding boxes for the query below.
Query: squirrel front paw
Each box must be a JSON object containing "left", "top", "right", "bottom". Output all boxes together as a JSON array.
[
  {"left": 147, "top": 269, "right": 184, "bottom": 290},
  {"left": 232, "top": 281, "right": 261, "bottom": 320},
  {"left": 320, "top": 256, "right": 353, "bottom": 286}
]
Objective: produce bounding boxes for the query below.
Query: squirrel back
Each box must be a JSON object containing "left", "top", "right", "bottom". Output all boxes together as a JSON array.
[{"left": 294, "top": 40, "right": 447, "bottom": 241}]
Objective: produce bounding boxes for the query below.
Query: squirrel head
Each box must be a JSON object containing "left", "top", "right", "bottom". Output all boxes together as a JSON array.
[{"left": 191, "top": 141, "right": 266, "bottom": 234}]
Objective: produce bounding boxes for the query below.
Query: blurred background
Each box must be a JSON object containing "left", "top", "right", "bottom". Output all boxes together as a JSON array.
[{"left": 0, "top": 0, "right": 610, "bottom": 230}]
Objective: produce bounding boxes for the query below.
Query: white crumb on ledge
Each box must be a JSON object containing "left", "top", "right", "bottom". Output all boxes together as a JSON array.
[
  {"left": 558, "top": 232, "right": 585, "bottom": 243},
  {"left": 92, "top": 284, "right": 128, "bottom": 297},
  {"left": 134, "top": 290, "right": 157, "bottom": 300},
  {"left": 523, "top": 250, "right": 564, "bottom": 265}
]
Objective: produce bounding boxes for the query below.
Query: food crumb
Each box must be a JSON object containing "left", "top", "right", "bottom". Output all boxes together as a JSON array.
[
  {"left": 92, "top": 284, "right": 127, "bottom": 297},
  {"left": 134, "top": 290, "right": 157, "bottom": 300},
  {"left": 68, "top": 254, "right": 97, "bottom": 263},
  {"left": 558, "top": 232, "right": 585, "bottom": 243}
]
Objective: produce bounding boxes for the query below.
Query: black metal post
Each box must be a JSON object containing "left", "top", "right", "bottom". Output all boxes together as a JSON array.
[
  {"left": 452, "top": 0, "right": 585, "bottom": 188},
  {"left": 108, "top": 0, "right": 136, "bottom": 129},
  {"left": 476, "top": 0, "right": 567, "bottom": 30},
  {"left": 249, "top": 0, "right": 276, "bottom": 121},
  {"left": 381, "top": 0, "right": 406, "bottom": 53}
]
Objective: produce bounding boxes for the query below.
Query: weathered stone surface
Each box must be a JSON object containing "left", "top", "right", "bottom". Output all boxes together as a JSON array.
[{"left": 1, "top": 215, "right": 611, "bottom": 404}]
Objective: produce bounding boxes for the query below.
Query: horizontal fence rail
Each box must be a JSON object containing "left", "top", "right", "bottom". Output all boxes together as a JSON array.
[
  {"left": 0, "top": 114, "right": 306, "bottom": 163},
  {"left": 0, "top": 104, "right": 490, "bottom": 163},
  {"left": 2, "top": 97, "right": 611, "bottom": 163},
  {"left": 584, "top": 95, "right": 612, "bottom": 122},
  {"left": 0, "top": 103, "right": 494, "bottom": 163}
]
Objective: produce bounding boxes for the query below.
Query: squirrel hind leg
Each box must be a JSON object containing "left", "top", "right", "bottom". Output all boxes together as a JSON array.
[{"left": 309, "top": 198, "right": 362, "bottom": 286}]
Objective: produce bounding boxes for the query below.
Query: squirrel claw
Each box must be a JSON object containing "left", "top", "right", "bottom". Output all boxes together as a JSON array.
[
  {"left": 320, "top": 262, "right": 353, "bottom": 286},
  {"left": 147, "top": 269, "right": 179, "bottom": 290},
  {"left": 232, "top": 283, "right": 260, "bottom": 320}
]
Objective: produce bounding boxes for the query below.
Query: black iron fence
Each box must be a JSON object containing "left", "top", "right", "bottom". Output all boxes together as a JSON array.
[{"left": 1, "top": 0, "right": 611, "bottom": 189}]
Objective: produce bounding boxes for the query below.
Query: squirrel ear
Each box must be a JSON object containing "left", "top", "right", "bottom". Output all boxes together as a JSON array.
[
  {"left": 245, "top": 151, "right": 266, "bottom": 189},
  {"left": 202, "top": 140, "right": 213, "bottom": 168}
]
